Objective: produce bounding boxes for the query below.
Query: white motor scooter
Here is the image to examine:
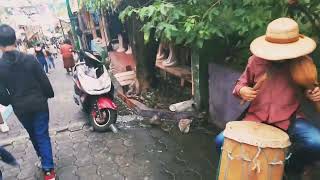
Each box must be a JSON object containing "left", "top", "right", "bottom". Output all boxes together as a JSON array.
[{"left": 73, "top": 50, "right": 118, "bottom": 132}]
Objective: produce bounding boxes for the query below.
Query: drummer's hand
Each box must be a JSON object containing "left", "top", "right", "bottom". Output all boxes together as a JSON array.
[
  {"left": 239, "top": 86, "right": 258, "bottom": 102},
  {"left": 306, "top": 87, "right": 320, "bottom": 102}
]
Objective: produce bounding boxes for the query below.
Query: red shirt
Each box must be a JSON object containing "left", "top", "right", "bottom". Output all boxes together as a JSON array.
[
  {"left": 233, "top": 55, "right": 304, "bottom": 130},
  {"left": 60, "top": 44, "right": 73, "bottom": 59}
]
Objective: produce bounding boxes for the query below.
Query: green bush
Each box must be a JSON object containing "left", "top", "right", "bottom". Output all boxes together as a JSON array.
[{"left": 120, "top": 0, "right": 320, "bottom": 69}]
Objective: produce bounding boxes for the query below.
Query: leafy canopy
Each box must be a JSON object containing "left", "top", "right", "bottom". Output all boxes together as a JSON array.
[
  {"left": 120, "top": 0, "right": 319, "bottom": 48},
  {"left": 82, "top": 0, "right": 320, "bottom": 68}
]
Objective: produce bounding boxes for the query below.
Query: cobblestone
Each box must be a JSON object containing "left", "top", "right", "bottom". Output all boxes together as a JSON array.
[
  {"left": 0, "top": 125, "right": 217, "bottom": 180},
  {"left": 0, "top": 60, "right": 216, "bottom": 180}
]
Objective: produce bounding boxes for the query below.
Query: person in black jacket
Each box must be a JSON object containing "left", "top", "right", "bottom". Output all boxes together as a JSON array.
[{"left": 0, "top": 24, "right": 56, "bottom": 180}]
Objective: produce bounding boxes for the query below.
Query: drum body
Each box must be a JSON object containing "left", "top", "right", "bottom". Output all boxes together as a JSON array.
[{"left": 218, "top": 121, "right": 291, "bottom": 180}]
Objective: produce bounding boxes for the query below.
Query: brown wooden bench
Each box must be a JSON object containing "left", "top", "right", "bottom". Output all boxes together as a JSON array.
[
  {"left": 114, "top": 71, "right": 136, "bottom": 87},
  {"left": 155, "top": 60, "right": 192, "bottom": 87}
]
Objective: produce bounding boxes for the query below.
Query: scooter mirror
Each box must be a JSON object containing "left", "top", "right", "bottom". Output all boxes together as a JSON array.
[{"left": 84, "top": 51, "right": 102, "bottom": 63}]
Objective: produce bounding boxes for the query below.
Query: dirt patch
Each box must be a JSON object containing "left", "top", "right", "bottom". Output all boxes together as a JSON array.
[{"left": 135, "top": 76, "right": 192, "bottom": 109}]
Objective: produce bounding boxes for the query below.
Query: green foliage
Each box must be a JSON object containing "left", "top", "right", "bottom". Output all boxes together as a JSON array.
[
  {"left": 120, "top": 0, "right": 320, "bottom": 68},
  {"left": 289, "top": 0, "right": 320, "bottom": 37},
  {"left": 83, "top": 0, "right": 320, "bottom": 68}
]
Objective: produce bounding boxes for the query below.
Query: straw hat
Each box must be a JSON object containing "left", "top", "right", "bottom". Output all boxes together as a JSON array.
[{"left": 250, "top": 17, "right": 316, "bottom": 61}]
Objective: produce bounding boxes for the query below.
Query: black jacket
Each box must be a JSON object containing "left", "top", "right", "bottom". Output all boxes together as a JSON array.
[{"left": 0, "top": 50, "right": 54, "bottom": 117}]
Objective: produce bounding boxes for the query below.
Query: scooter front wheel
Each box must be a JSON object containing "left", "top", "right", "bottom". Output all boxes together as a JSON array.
[{"left": 90, "top": 108, "right": 117, "bottom": 132}]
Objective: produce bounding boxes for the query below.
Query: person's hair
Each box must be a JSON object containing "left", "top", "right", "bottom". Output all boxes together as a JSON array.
[
  {"left": 0, "top": 24, "right": 16, "bottom": 47},
  {"left": 36, "top": 43, "right": 41, "bottom": 47},
  {"left": 64, "top": 39, "right": 72, "bottom": 45}
]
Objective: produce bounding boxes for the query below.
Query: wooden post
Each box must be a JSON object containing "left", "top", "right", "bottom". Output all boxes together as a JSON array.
[
  {"left": 88, "top": 13, "right": 97, "bottom": 39},
  {"left": 191, "top": 50, "right": 200, "bottom": 108},
  {"left": 99, "top": 13, "right": 106, "bottom": 45},
  {"left": 59, "top": 19, "right": 66, "bottom": 39},
  {"left": 191, "top": 49, "right": 209, "bottom": 110},
  {"left": 191, "top": 49, "right": 209, "bottom": 111},
  {"left": 77, "top": 11, "right": 88, "bottom": 49},
  {"left": 66, "top": 0, "right": 80, "bottom": 49},
  {"left": 101, "top": 9, "right": 110, "bottom": 44}
]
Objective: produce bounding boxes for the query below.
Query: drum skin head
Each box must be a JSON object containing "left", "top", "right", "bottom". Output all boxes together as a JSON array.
[{"left": 223, "top": 121, "right": 291, "bottom": 148}]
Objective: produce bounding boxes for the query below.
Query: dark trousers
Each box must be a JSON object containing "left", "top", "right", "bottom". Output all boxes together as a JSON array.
[
  {"left": 215, "top": 119, "right": 320, "bottom": 174},
  {"left": 41, "top": 61, "right": 48, "bottom": 73},
  {"left": 18, "top": 111, "right": 54, "bottom": 170}
]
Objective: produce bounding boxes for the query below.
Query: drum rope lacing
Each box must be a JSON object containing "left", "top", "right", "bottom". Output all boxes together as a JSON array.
[{"left": 221, "top": 144, "right": 289, "bottom": 180}]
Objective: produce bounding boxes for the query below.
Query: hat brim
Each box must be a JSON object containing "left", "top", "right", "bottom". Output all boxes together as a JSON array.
[{"left": 250, "top": 35, "right": 316, "bottom": 61}]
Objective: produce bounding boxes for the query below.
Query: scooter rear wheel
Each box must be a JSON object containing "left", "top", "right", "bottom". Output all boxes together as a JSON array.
[{"left": 90, "top": 108, "right": 117, "bottom": 132}]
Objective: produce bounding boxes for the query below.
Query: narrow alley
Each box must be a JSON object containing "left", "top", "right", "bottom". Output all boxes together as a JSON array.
[
  {"left": 2, "top": 0, "right": 320, "bottom": 180},
  {"left": 0, "top": 59, "right": 218, "bottom": 180}
]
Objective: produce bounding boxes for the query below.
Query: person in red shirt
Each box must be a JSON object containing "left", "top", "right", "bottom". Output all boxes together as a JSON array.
[
  {"left": 59, "top": 39, "right": 75, "bottom": 74},
  {"left": 215, "top": 18, "right": 320, "bottom": 179}
]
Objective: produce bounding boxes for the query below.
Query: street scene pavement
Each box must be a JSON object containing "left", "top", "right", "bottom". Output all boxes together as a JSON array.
[
  {"left": 1, "top": 1, "right": 320, "bottom": 180},
  {"left": 0, "top": 59, "right": 218, "bottom": 180}
]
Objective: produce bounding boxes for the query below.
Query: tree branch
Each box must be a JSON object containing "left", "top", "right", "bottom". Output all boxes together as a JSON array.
[
  {"left": 201, "top": 0, "right": 221, "bottom": 21},
  {"left": 290, "top": 3, "right": 320, "bottom": 34}
]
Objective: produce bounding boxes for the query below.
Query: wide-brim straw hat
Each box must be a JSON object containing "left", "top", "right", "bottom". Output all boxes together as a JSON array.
[{"left": 250, "top": 17, "right": 316, "bottom": 61}]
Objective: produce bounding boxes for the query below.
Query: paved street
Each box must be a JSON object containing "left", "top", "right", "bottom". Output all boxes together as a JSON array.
[{"left": 0, "top": 59, "right": 218, "bottom": 180}]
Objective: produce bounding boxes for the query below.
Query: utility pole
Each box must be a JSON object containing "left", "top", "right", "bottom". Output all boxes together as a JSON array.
[
  {"left": 65, "top": 0, "right": 80, "bottom": 50},
  {"left": 59, "top": 19, "right": 66, "bottom": 39}
]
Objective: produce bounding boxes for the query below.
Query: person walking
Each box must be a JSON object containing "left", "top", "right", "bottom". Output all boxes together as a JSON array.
[
  {"left": 35, "top": 43, "right": 49, "bottom": 74},
  {"left": 45, "top": 45, "right": 55, "bottom": 69},
  {"left": 50, "top": 44, "right": 58, "bottom": 59},
  {"left": 0, "top": 24, "right": 56, "bottom": 180},
  {"left": 60, "top": 39, "right": 75, "bottom": 74}
]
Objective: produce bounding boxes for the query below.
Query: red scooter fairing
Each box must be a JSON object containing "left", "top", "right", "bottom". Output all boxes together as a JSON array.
[{"left": 97, "top": 97, "right": 117, "bottom": 110}]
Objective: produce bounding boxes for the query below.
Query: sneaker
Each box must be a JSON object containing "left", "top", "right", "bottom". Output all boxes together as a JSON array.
[
  {"left": 0, "top": 123, "right": 9, "bottom": 133},
  {"left": 44, "top": 169, "right": 56, "bottom": 180}
]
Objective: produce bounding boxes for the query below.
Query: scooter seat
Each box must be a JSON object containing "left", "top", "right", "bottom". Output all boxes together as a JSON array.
[{"left": 77, "top": 66, "right": 112, "bottom": 95}]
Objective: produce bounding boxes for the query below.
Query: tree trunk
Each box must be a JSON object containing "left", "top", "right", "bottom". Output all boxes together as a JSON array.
[
  {"left": 117, "top": 0, "right": 159, "bottom": 94},
  {"left": 126, "top": 14, "right": 159, "bottom": 94}
]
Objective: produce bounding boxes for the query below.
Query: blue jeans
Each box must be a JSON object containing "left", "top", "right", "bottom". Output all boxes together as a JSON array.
[
  {"left": 18, "top": 111, "right": 54, "bottom": 170},
  {"left": 215, "top": 119, "right": 320, "bottom": 173},
  {"left": 47, "top": 56, "right": 55, "bottom": 69},
  {"left": 37, "top": 56, "right": 48, "bottom": 73}
]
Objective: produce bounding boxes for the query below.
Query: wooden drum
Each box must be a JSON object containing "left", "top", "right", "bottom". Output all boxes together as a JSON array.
[{"left": 218, "top": 121, "right": 291, "bottom": 180}]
